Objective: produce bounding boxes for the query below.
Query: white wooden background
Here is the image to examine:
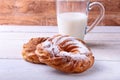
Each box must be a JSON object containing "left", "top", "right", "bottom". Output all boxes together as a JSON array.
[{"left": 0, "top": 25, "right": 120, "bottom": 80}]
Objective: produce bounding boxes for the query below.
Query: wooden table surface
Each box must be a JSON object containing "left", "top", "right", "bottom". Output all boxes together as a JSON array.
[{"left": 0, "top": 25, "right": 120, "bottom": 80}]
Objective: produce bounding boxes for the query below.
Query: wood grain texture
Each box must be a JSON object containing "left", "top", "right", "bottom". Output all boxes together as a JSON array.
[
  {"left": 1, "top": 39, "right": 120, "bottom": 61},
  {"left": 0, "top": 0, "right": 119, "bottom": 26},
  {"left": 0, "top": 26, "right": 120, "bottom": 80},
  {"left": 89, "top": 0, "right": 120, "bottom": 26},
  {"left": 0, "top": 26, "right": 120, "bottom": 40},
  {"left": 0, "top": 26, "right": 120, "bottom": 60},
  {"left": 0, "top": 59, "right": 120, "bottom": 80}
]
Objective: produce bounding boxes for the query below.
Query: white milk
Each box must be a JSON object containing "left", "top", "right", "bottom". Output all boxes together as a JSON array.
[{"left": 57, "top": 12, "right": 88, "bottom": 40}]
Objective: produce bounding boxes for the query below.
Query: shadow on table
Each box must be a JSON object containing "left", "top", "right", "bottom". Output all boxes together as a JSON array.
[
  {"left": 49, "top": 62, "right": 102, "bottom": 77},
  {"left": 86, "top": 42, "right": 109, "bottom": 49}
]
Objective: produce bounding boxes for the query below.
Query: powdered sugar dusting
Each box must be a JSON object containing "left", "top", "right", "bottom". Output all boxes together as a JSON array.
[
  {"left": 73, "top": 39, "right": 90, "bottom": 54},
  {"left": 42, "top": 35, "right": 91, "bottom": 60},
  {"left": 57, "top": 36, "right": 90, "bottom": 54},
  {"left": 42, "top": 40, "right": 60, "bottom": 55},
  {"left": 52, "top": 35, "right": 62, "bottom": 44},
  {"left": 55, "top": 36, "right": 75, "bottom": 45},
  {"left": 59, "top": 51, "right": 88, "bottom": 60}
]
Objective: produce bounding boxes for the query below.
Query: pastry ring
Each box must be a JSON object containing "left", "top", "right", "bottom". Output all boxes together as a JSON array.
[
  {"left": 35, "top": 35, "right": 94, "bottom": 73},
  {"left": 22, "top": 37, "right": 48, "bottom": 64}
]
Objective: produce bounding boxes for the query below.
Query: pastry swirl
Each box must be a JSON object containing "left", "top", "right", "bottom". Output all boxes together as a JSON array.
[
  {"left": 22, "top": 37, "right": 48, "bottom": 64},
  {"left": 35, "top": 35, "right": 94, "bottom": 73}
]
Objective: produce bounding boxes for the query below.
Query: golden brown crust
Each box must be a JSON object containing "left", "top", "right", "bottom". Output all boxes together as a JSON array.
[
  {"left": 35, "top": 35, "right": 94, "bottom": 73},
  {"left": 22, "top": 34, "right": 94, "bottom": 73},
  {"left": 22, "top": 37, "right": 48, "bottom": 64}
]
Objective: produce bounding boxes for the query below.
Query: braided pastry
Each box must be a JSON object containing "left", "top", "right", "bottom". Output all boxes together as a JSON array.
[
  {"left": 22, "top": 37, "right": 48, "bottom": 64},
  {"left": 35, "top": 35, "right": 94, "bottom": 73}
]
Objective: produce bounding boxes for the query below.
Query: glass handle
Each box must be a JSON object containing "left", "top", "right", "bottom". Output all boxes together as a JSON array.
[{"left": 87, "top": 2, "right": 105, "bottom": 33}]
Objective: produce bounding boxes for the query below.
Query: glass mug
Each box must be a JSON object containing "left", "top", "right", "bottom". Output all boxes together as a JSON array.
[{"left": 56, "top": 0, "right": 105, "bottom": 40}]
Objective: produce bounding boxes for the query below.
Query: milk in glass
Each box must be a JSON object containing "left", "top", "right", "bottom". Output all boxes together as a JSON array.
[{"left": 57, "top": 12, "right": 88, "bottom": 40}]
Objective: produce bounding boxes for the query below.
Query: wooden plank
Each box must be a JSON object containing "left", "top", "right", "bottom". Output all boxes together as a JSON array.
[
  {"left": 0, "top": 39, "right": 24, "bottom": 59},
  {"left": 0, "top": 32, "right": 120, "bottom": 41},
  {"left": 0, "top": 26, "right": 119, "bottom": 80},
  {"left": 88, "top": 12, "right": 120, "bottom": 26},
  {"left": 0, "top": 59, "right": 120, "bottom": 80},
  {"left": 0, "top": 0, "right": 56, "bottom": 26},
  {"left": 0, "top": 0, "right": 119, "bottom": 26},
  {"left": 0, "top": 39, "right": 120, "bottom": 61},
  {"left": 86, "top": 40, "right": 120, "bottom": 61},
  {"left": 0, "top": 26, "right": 58, "bottom": 33},
  {"left": 85, "top": 33, "right": 120, "bottom": 41},
  {"left": 0, "top": 32, "right": 56, "bottom": 40},
  {"left": 0, "top": 26, "right": 120, "bottom": 33},
  {"left": 90, "top": 0, "right": 120, "bottom": 12}
]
